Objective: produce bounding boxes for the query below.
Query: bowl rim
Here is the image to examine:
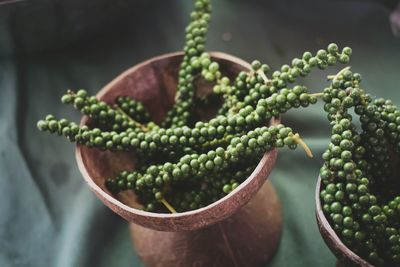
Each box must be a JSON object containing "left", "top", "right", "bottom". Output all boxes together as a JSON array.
[
  {"left": 75, "top": 51, "right": 278, "bottom": 229},
  {"left": 315, "top": 176, "right": 373, "bottom": 266}
]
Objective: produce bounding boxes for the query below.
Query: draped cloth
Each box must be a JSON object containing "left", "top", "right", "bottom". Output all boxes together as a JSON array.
[{"left": 1, "top": 0, "right": 399, "bottom": 266}]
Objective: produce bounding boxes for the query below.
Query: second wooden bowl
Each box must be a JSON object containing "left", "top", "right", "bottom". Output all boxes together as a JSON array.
[{"left": 75, "top": 51, "right": 283, "bottom": 266}]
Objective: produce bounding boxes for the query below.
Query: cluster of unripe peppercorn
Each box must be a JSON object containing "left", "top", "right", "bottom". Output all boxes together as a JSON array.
[
  {"left": 37, "top": 39, "right": 351, "bottom": 213},
  {"left": 38, "top": 0, "right": 352, "bottom": 213},
  {"left": 37, "top": 0, "right": 352, "bottom": 212},
  {"left": 319, "top": 66, "right": 400, "bottom": 265},
  {"left": 37, "top": 0, "right": 400, "bottom": 264}
]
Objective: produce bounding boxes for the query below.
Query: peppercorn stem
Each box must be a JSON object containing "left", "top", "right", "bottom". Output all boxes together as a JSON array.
[
  {"left": 292, "top": 133, "right": 313, "bottom": 158},
  {"left": 161, "top": 198, "right": 177, "bottom": 213},
  {"left": 115, "top": 106, "right": 149, "bottom": 132},
  {"left": 257, "top": 69, "right": 270, "bottom": 84},
  {"left": 327, "top": 66, "right": 351, "bottom": 80}
]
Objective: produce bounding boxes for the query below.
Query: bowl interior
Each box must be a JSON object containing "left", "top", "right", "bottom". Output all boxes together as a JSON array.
[{"left": 76, "top": 52, "right": 278, "bottom": 231}]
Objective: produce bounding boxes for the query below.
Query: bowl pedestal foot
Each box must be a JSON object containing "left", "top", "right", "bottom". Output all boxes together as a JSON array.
[{"left": 130, "top": 181, "right": 282, "bottom": 267}]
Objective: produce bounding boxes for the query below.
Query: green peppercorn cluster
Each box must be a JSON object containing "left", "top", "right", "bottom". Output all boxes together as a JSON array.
[
  {"left": 106, "top": 124, "right": 302, "bottom": 212},
  {"left": 36, "top": 40, "right": 350, "bottom": 211},
  {"left": 37, "top": 0, "right": 354, "bottom": 215},
  {"left": 320, "top": 66, "right": 400, "bottom": 266},
  {"left": 161, "top": 0, "right": 212, "bottom": 128}
]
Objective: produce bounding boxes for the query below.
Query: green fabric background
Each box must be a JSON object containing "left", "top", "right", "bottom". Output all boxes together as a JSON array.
[{"left": 1, "top": 0, "right": 399, "bottom": 266}]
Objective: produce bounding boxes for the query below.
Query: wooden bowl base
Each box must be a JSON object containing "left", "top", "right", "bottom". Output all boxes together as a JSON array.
[{"left": 130, "top": 181, "right": 282, "bottom": 267}]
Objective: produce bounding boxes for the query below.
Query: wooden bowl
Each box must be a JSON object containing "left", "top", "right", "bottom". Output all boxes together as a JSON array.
[
  {"left": 76, "top": 51, "right": 279, "bottom": 231},
  {"left": 315, "top": 177, "right": 373, "bottom": 267},
  {"left": 75, "top": 52, "right": 283, "bottom": 266}
]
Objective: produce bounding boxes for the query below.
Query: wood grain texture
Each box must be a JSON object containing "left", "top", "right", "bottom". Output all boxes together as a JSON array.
[
  {"left": 75, "top": 51, "right": 280, "bottom": 232},
  {"left": 315, "top": 177, "right": 373, "bottom": 267},
  {"left": 131, "top": 180, "right": 282, "bottom": 267}
]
